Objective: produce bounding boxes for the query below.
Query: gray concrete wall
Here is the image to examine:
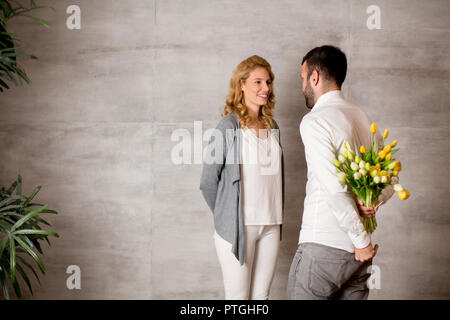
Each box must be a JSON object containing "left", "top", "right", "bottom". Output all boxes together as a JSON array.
[{"left": 0, "top": 0, "right": 449, "bottom": 299}]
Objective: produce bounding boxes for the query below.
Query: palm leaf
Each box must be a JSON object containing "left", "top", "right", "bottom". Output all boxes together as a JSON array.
[
  {"left": 0, "top": 261, "right": 11, "bottom": 300},
  {"left": 17, "top": 14, "right": 51, "bottom": 27},
  {"left": 9, "top": 235, "right": 16, "bottom": 283},
  {"left": 0, "top": 195, "right": 24, "bottom": 208},
  {"left": 6, "top": 181, "right": 17, "bottom": 194},
  {"left": 10, "top": 204, "right": 48, "bottom": 232},
  {"left": 23, "top": 185, "right": 41, "bottom": 207},
  {"left": 16, "top": 262, "right": 32, "bottom": 295},
  {"left": 0, "top": 236, "right": 8, "bottom": 258},
  {"left": 0, "top": 77, "right": 9, "bottom": 90},
  {"left": 12, "top": 235, "right": 45, "bottom": 273},
  {"left": 16, "top": 255, "right": 41, "bottom": 283},
  {"left": 13, "top": 229, "right": 59, "bottom": 237},
  {"left": 11, "top": 270, "right": 22, "bottom": 298},
  {"left": 16, "top": 175, "right": 22, "bottom": 196},
  {"left": 0, "top": 204, "right": 23, "bottom": 212}
]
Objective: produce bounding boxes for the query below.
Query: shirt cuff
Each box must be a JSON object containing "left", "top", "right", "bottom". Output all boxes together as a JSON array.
[{"left": 348, "top": 228, "right": 371, "bottom": 249}]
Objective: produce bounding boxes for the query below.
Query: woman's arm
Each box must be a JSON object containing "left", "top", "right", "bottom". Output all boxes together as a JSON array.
[{"left": 199, "top": 118, "right": 230, "bottom": 213}]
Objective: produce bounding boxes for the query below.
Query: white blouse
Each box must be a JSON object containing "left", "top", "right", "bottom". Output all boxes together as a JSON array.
[{"left": 241, "top": 128, "right": 282, "bottom": 225}]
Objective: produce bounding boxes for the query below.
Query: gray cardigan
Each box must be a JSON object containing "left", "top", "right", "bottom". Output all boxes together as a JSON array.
[{"left": 200, "top": 114, "right": 285, "bottom": 265}]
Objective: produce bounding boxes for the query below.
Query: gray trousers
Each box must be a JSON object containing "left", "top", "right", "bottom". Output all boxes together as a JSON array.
[{"left": 287, "top": 242, "right": 372, "bottom": 300}]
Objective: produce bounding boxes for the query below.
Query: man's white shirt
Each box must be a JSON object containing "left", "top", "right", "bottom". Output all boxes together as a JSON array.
[{"left": 299, "top": 90, "right": 396, "bottom": 252}]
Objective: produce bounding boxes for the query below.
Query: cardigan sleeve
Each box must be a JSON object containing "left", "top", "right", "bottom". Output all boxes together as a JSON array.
[
  {"left": 272, "top": 119, "right": 285, "bottom": 214},
  {"left": 199, "top": 117, "right": 232, "bottom": 213}
]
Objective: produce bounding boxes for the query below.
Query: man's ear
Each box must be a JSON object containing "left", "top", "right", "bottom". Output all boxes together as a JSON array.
[{"left": 311, "top": 69, "right": 320, "bottom": 87}]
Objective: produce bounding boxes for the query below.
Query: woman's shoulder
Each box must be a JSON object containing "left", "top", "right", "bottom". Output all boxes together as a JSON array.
[
  {"left": 272, "top": 118, "right": 280, "bottom": 130},
  {"left": 216, "top": 114, "right": 279, "bottom": 130},
  {"left": 216, "top": 114, "right": 239, "bottom": 130}
]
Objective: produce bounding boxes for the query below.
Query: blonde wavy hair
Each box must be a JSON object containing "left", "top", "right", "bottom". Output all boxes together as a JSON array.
[{"left": 222, "top": 55, "right": 276, "bottom": 129}]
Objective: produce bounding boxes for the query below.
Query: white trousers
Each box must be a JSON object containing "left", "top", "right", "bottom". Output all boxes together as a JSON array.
[{"left": 214, "top": 225, "right": 280, "bottom": 300}]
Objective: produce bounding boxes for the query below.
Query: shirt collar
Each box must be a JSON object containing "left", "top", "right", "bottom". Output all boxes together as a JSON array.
[{"left": 311, "top": 90, "right": 344, "bottom": 113}]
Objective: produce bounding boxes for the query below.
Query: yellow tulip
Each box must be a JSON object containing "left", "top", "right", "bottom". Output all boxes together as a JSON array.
[
  {"left": 383, "top": 145, "right": 391, "bottom": 153},
  {"left": 391, "top": 140, "right": 398, "bottom": 147},
  {"left": 398, "top": 189, "right": 410, "bottom": 200},
  {"left": 380, "top": 171, "right": 390, "bottom": 182},
  {"left": 360, "top": 145, "right": 367, "bottom": 154},
  {"left": 392, "top": 170, "right": 399, "bottom": 176},
  {"left": 334, "top": 159, "right": 341, "bottom": 167},
  {"left": 370, "top": 122, "right": 377, "bottom": 134},
  {"left": 387, "top": 161, "right": 397, "bottom": 170},
  {"left": 386, "top": 153, "right": 392, "bottom": 161},
  {"left": 376, "top": 163, "right": 381, "bottom": 169},
  {"left": 370, "top": 167, "right": 378, "bottom": 178},
  {"left": 378, "top": 150, "right": 386, "bottom": 159},
  {"left": 383, "top": 129, "right": 389, "bottom": 139},
  {"left": 394, "top": 161, "right": 402, "bottom": 172}
]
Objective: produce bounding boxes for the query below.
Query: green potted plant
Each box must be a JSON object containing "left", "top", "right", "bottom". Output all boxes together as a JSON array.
[
  {"left": 1, "top": 1, "right": 57, "bottom": 300},
  {"left": 0, "top": 175, "right": 59, "bottom": 299},
  {"left": 0, "top": 0, "right": 54, "bottom": 92}
]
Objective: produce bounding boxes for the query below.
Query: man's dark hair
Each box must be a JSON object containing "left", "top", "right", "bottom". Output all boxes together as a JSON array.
[{"left": 301, "top": 45, "right": 347, "bottom": 87}]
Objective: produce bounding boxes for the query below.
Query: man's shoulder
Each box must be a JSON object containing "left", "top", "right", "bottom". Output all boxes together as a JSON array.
[
  {"left": 299, "top": 113, "right": 320, "bottom": 140},
  {"left": 299, "top": 112, "right": 320, "bottom": 129},
  {"left": 334, "top": 99, "right": 367, "bottom": 115},
  {"left": 312, "top": 101, "right": 367, "bottom": 123}
]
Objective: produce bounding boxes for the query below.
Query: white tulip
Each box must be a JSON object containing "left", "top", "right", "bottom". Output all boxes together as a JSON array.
[
  {"left": 337, "top": 172, "right": 346, "bottom": 185},
  {"left": 381, "top": 176, "right": 388, "bottom": 183},
  {"left": 344, "top": 141, "right": 352, "bottom": 152},
  {"left": 359, "top": 168, "right": 367, "bottom": 176},
  {"left": 373, "top": 176, "right": 381, "bottom": 184},
  {"left": 350, "top": 162, "right": 359, "bottom": 171},
  {"left": 338, "top": 155, "right": 345, "bottom": 163},
  {"left": 393, "top": 184, "right": 403, "bottom": 192},
  {"left": 354, "top": 172, "right": 362, "bottom": 180},
  {"left": 359, "top": 160, "right": 366, "bottom": 169}
]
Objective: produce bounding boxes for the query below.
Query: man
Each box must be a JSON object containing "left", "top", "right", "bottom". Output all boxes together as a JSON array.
[{"left": 287, "top": 45, "right": 396, "bottom": 300}]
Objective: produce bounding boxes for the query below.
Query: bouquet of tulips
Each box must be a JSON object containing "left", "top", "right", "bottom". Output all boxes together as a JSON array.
[{"left": 334, "top": 122, "right": 410, "bottom": 234}]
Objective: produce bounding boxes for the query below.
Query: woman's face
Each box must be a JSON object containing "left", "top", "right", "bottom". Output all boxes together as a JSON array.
[{"left": 241, "top": 67, "right": 271, "bottom": 110}]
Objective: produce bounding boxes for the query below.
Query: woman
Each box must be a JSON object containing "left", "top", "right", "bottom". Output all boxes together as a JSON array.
[{"left": 200, "top": 55, "right": 285, "bottom": 300}]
